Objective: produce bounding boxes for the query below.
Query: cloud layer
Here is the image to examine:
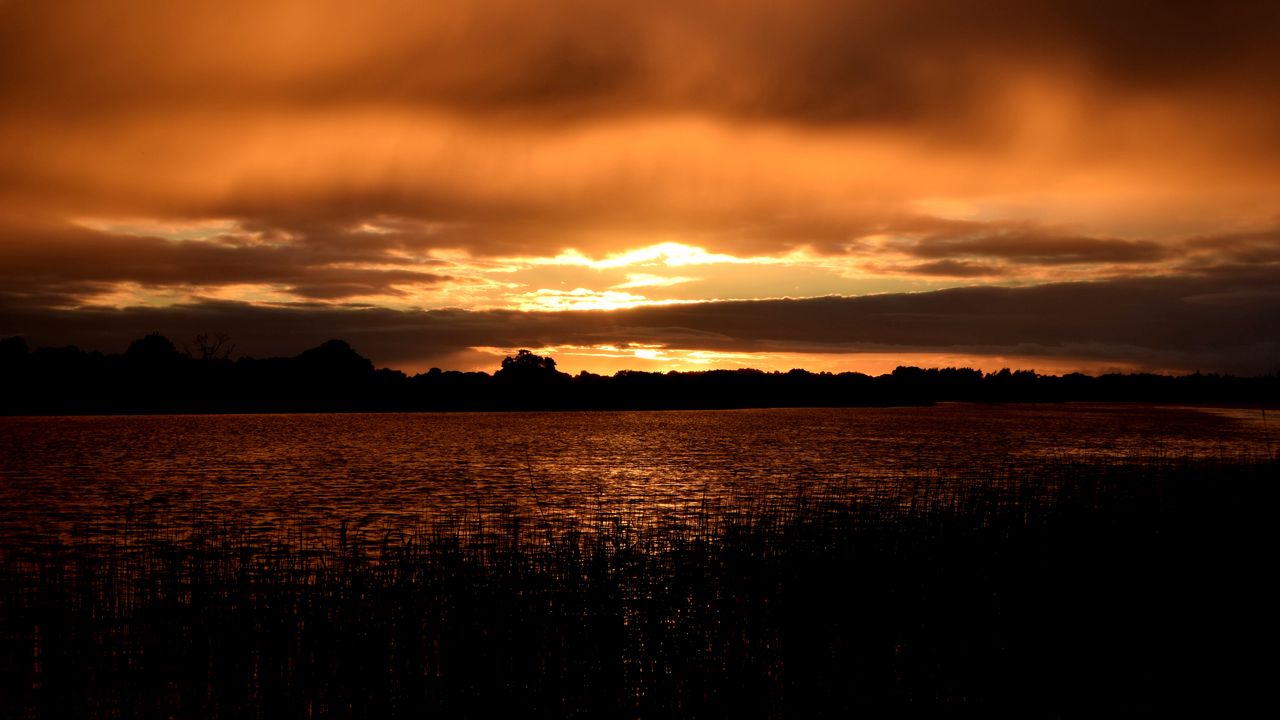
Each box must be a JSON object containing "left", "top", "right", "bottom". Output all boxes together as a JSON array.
[
  {"left": 2, "top": 1, "right": 1278, "bottom": 372},
  {"left": 5, "top": 272, "right": 1276, "bottom": 375}
]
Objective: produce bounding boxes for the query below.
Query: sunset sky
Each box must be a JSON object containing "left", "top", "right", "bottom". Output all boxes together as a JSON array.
[{"left": 2, "top": 0, "right": 1277, "bottom": 375}]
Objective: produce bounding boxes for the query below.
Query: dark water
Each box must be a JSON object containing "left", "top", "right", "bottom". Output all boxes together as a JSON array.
[{"left": 0, "top": 404, "right": 1271, "bottom": 543}]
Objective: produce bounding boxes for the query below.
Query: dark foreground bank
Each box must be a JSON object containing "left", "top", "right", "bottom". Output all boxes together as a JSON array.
[{"left": 1, "top": 458, "right": 1273, "bottom": 718}]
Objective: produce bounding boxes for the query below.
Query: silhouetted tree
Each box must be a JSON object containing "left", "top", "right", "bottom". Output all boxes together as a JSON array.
[
  {"left": 295, "top": 339, "right": 375, "bottom": 377},
  {"left": 0, "top": 335, "right": 29, "bottom": 361},
  {"left": 0, "top": 337, "right": 32, "bottom": 412},
  {"left": 495, "top": 349, "right": 563, "bottom": 382},
  {"left": 185, "top": 331, "right": 235, "bottom": 362},
  {"left": 493, "top": 349, "right": 567, "bottom": 408},
  {"left": 125, "top": 332, "right": 184, "bottom": 367}
]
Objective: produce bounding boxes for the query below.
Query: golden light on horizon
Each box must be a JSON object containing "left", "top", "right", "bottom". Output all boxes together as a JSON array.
[
  {"left": 458, "top": 344, "right": 1155, "bottom": 379},
  {"left": 537, "top": 243, "right": 752, "bottom": 270}
]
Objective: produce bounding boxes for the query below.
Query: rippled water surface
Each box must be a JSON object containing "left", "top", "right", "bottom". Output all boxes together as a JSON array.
[{"left": 1, "top": 404, "right": 1271, "bottom": 542}]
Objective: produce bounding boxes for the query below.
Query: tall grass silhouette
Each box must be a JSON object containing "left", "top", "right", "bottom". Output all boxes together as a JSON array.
[{"left": 2, "top": 458, "right": 1272, "bottom": 717}]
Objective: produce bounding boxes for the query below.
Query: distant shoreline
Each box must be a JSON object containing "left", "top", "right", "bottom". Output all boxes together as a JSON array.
[
  {"left": 6, "top": 400, "right": 1280, "bottom": 419},
  {"left": 3, "top": 334, "right": 1277, "bottom": 415}
]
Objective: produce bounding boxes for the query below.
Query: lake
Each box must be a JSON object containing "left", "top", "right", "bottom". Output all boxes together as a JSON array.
[
  {"left": 1, "top": 403, "right": 1271, "bottom": 544},
  {"left": 3, "top": 403, "right": 1274, "bottom": 717}
]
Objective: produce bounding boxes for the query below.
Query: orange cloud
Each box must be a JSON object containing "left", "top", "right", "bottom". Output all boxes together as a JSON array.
[{"left": 1, "top": 1, "right": 1278, "bottom": 373}]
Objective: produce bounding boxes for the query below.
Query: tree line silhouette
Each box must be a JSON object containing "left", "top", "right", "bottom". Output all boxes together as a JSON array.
[{"left": 1, "top": 333, "right": 1275, "bottom": 414}]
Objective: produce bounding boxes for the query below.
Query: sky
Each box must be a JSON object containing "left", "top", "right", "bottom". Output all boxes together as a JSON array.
[{"left": 2, "top": 0, "right": 1278, "bottom": 375}]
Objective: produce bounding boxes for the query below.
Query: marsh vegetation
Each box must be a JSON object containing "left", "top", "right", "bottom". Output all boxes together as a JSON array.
[{"left": 3, "top": 456, "right": 1270, "bottom": 717}]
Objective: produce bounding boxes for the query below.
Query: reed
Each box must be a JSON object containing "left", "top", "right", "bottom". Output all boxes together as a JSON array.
[{"left": 2, "top": 458, "right": 1272, "bottom": 718}]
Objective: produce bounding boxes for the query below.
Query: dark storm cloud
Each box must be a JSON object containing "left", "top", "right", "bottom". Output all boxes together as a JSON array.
[
  {"left": 901, "top": 260, "right": 1004, "bottom": 278},
  {"left": 0, "top": 0, "right": 1275, "bottom": 265},
  {"left": 0, "top": 220, "right": 451, "bottom": 302},
  {"left": 4, "top": 271, "right": 1276, "bottom": 375},
  {"left": 1186, "top": 228, "right": 1280, "bottom": 265},
  {"left": 854, "top": 220, "right": 1174, "bottom": 267},
  {"left": 3, "top": 1, "right": 1276, "bottom": 125},
  {"left": 908, "top": 233, "right": 1168, "bottom": 266}
]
